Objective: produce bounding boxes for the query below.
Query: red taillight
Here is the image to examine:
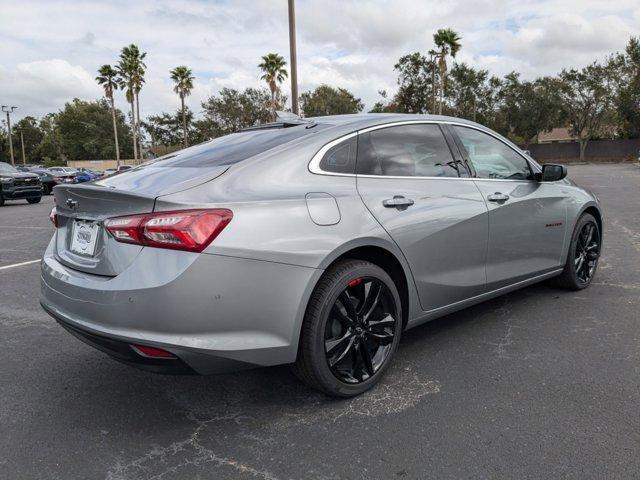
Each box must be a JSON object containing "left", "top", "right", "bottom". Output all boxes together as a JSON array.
[
  {"left": 104, "top": 209, "right": 232, "bottom": 252},
  {"left": 49, "top": 207, "right": 58, "bottom": 228},
  {"left": 131, "top": 344, "right": 176, "bottom": 359}
]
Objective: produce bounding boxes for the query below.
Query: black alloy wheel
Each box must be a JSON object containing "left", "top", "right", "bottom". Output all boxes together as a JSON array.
[
  {"left": 294, "top": 259, "right": 403, "bottom": 397},
  {"left": 324, "top": 277, "right": 397, "bottom": 384},
  {"left": 553, "top": 213, "right": 601, "bottom": 290},
  {"left": 574, "top": 221, "right": 600, "bottom": 285}
]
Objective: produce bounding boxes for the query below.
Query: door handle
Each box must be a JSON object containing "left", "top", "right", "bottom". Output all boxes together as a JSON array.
[
  {"left": 487, "top": 192, "right": 510, "bottom": 203},
  {"left": 383, "top": 195, "right": 415, "bottom": 209}
]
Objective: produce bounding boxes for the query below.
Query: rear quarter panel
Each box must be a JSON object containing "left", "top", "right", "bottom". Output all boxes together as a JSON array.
[{"left": 154, "top": 139, "right": 425, "bottom": 324}]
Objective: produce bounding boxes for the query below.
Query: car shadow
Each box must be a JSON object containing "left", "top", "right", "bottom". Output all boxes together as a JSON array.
[{"left": 44, "top": 280, "right": 560, "bottom": 412}]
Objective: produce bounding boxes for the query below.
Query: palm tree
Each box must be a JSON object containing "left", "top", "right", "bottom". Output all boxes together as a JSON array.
[
  {"left": 96, "top": 65, "right": 121, "bottom": 168},
  {"left": 258, "top": 53, "right": 288, "bottom": 120},
  {"left": 170, "top": 66, "right": 195, "bottom": 148},
  {"left": 433, "top": 28, "right": 462, "bottom": 114},
  {"left": 117, "top": 44, "right": 146, "bottom": 161}
]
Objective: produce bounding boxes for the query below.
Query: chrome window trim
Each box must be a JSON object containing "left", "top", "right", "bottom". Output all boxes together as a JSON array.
[{"left": 307, "top": 120, "right": 541, "bottom": 181}]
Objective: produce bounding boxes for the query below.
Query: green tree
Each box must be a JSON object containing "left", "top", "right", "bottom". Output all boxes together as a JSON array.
[
  {"left": 300, "top": 85, "right": 364, "bottom": 117},
  {"left": 0, "top": 120, "right": 10, "bottom": 163},
  {"left": 558, "top": 61, "right": 616, "bottom": 161},
  {"left": 369, "top": 90, "right": 399, "bottom": 113},
  {"left": 433, "top": 28, "right": 462, "bottom": 114},
  {"left": 199, "top": 87, "right": 273, "bottom": 137},
  {"left": 11, "top": 116, "right": 44, "bottom": 164},
  {"left": 497, "top": 72, "right": 562, "bottom": 147},
  {"left": 391, "top": 52, "right": 435, "bottom": 113},
  {"left": 96, "top": 64, "right": 122, "bottom": 167},
  {"left": 446, "top": 63, "right": 488, "bottom": 121},
  {"left": 36, "top": 114, "right": 64, "bottom": 166},
  {"left": 117, "top": 44, "right": 147, "bottom": 161},
  {"left": 55, "top": 98, "right": 133, "bottom": 160},
  {"left": 616, "top": 37, "right": 640, "bottom": 138},
  {"left": 258, "top": 53, "right": 288, "bottom": 119},
  {"left": 170, "top": 66, "right": 195, "bottom": 148},
  {"left": 143, "top": 108, "right": 199, "bottom": 154}
]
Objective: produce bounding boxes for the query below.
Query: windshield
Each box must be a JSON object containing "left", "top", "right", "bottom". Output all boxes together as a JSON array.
[
  {"left": 148, "top": 125, "right": 323, "bottom": 168},
  {"left": 0, "top": 162, "right": 18, "bottom": 174}
]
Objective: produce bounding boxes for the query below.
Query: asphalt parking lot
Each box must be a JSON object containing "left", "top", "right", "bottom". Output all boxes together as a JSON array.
[{"left": 1, "top": 163, "right": 639, "bottom": 480}]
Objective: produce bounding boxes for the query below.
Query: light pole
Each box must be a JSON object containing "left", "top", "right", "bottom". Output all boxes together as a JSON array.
[
  {"left": 288, "top": 0, "right": 299, "bottom": 115},
  {"left": 2, "top": 106, "right": 17, "bottom": 166},
  {"left": 19, "top": 130, "right": 26, "bottom": 165}
]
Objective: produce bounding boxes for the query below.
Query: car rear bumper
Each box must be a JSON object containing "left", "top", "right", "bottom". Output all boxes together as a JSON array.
[{"left": 40, "top": 239, "right": 322, "bottom": 374}]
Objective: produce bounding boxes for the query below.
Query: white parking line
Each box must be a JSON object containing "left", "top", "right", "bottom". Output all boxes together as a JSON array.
[{"left": 0, "top": 259, "right": 40, "bottom": 271}]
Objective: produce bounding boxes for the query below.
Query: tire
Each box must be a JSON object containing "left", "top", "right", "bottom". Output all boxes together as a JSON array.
[
  {"left": 294, "top": 259, "right": 403, "bottom": 397},
  {"left": 27, "top": 196, "right": 42, "bottom": 204},
  {"left": 552, "top": 213, "right": 601, "bottom": 290},
  {"left": 0, "top": 197, "right": 4, "bottom": 207},
  {"left": 42, "top": 184, "right": 50, "bottom": 195}
]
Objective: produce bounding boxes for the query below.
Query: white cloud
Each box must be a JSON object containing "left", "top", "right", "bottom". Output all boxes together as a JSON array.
[
  {"left": 0, "top": 0, "right": 638, "bottom": 122},
  {"left": 0, "top": 59, "right": 101, "bottom": 114}
]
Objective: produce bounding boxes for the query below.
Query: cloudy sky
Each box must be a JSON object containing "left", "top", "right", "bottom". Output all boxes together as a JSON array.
[{"left": 1, "top": 0, "right": 638, "bottom": 122}]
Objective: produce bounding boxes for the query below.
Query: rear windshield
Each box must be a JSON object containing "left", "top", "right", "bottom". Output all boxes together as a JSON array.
[{"left": 149, "top": 125, "right": 321, "bottom": 168}]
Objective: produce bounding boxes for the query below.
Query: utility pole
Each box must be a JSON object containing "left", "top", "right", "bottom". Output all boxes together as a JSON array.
[
  {"left": 2, "top": 106, "right": 17, "bottom": 166},
  {"left": 288, "top": 0, "right": 299, "bottom": 115},
  {"left": 19, "top": 130, "right": 26, "bottom": 165}
]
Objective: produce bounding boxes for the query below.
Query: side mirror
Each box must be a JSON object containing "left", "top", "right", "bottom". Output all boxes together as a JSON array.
[{"left": 539, "top": 164, "right": 567, "bottom": 182}]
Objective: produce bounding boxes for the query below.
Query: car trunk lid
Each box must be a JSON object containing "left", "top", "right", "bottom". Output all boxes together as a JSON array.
[{"left": 52, "top": 165, "right": 228, "bottom": 276}]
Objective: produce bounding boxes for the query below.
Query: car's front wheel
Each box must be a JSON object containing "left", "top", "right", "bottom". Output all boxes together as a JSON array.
[{"left": 294, "top": 259, "right": 403, "bottom": 397}]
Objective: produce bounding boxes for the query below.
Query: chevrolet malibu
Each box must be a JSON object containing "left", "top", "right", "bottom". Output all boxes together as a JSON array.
[{"left": 40, "top": 114, "right": 602, "bottom": 397}]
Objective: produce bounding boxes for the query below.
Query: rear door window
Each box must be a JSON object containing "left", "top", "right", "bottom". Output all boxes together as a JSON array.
[{"left": 356, "top": 124, "right": 460, "bottom": 177}]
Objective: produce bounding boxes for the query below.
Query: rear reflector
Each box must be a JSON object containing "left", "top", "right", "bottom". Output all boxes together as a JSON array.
[
  {"left": 104, "top": 208, "right": 232, "bottom": 253},
  {"left": 131, "top": 344, "right": 176, "bottom": 359}
]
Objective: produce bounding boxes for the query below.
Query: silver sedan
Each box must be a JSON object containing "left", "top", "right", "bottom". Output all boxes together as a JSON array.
[{"left": 40, "top": 114, "right": 602, "bottom": 397}]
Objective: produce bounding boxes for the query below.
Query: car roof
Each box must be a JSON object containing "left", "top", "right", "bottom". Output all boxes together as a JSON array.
[{"left": 307, "top": 113, "right": 479, "bottom": 130}]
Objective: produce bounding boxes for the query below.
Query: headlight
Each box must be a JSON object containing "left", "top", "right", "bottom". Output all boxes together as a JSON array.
[{"left": 0, "top": 177, "right": 12, "bottom": 184}]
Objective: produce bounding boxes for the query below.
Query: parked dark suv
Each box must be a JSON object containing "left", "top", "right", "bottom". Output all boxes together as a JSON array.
[{"left": 0, "top": 162, "right": 42, "bottom": 206}]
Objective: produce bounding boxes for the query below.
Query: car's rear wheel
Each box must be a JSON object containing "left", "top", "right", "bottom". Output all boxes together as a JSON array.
[
  {"left": 42, "top": 184, "right": 50, "bottom": 195},
  {"left": 27, "top": 196, "right": 42, "bottom": 204},
  {"left": 294, "top": 259, "right": 402, "bottom": 397},
  {"left": 553, "top": 213, "right": 601, "bottom": 290}
]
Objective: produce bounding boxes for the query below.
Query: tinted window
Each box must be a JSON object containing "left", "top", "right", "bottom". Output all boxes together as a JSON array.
[
  {"left": 319, "top": 136, "right": 357, "bottom": 174},
  {"left": 150, "top": 125, "right": 321, "bottom": 168},
  {"left": 453, "top": 126, "right": 533, "bottom": 180},
  {"left": 356, "top": 124, "right": 459, "bottom": 177}
]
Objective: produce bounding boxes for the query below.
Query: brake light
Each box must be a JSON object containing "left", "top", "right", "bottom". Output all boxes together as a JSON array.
[
  {"left": 104, "top": 209, "right": 232, "bottom": 252},
  {"left": 49, "top": 207, "right": 58, "bottom": 228}
]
